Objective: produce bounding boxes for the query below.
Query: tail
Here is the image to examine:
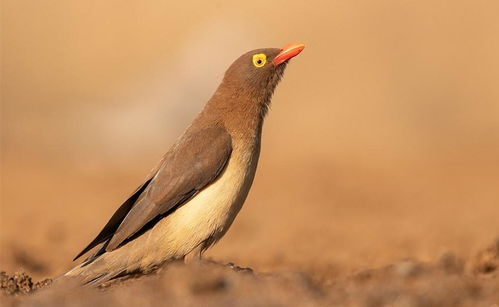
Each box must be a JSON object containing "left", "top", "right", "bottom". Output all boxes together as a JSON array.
[{"left": 62, "top": 252, "right": 131, "bottom": 286}]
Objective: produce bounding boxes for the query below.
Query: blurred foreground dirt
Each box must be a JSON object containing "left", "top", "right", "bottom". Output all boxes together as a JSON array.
[{"left": 2, "top": 239, "right": 499, "bottom": 306}]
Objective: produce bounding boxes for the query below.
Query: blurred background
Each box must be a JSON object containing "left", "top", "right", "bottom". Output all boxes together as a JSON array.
[{"left": 1, "top": 0, "right": 498, "bottom": 280}]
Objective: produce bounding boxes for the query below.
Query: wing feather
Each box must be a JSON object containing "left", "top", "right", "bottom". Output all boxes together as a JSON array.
[{"left": 73, "top": 126, "right": 232, "bottom": 259}]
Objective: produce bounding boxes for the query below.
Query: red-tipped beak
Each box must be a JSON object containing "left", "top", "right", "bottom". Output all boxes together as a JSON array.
[{"left": 272, "top": 42, "right": 305, "bottom": 66}]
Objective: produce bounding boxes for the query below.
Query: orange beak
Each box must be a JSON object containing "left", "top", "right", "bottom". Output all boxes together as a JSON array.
[{"left": 273, "top": 42, "right": 305, "bottom": 66}]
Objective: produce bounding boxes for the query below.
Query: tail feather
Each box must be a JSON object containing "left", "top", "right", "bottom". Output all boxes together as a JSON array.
[{"left": 64, "top": 252, "right": 131, "bottom": 285}]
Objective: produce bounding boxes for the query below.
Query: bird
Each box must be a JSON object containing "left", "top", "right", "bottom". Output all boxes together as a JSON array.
[{"left": 64, "top": 43, "right": 305, "bottom": 285}]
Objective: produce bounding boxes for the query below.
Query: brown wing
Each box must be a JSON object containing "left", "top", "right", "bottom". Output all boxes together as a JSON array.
[{"left": 73, "top": 126, "right": 232, "bottom": 259}]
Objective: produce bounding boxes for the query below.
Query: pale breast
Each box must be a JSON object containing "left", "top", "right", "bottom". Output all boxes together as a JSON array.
[{"left": 154, "top": 141, "right": 260, "bottom": 258}]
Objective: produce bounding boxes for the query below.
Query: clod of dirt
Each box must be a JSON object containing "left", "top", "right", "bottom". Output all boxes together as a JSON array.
[
  {"left": 438, "top": 252, "right": 465, "bottom": 274},
  {"left": 0, "top": 271, "right": 52, "bottom": 296},
  {"left": 472, "top": 238, "right": 499, "bottom": 275},
  {"left": 225, "top": 262, "right": 253, "bottom": 273},
  {"left": 394, "top": 259, "right": 424, "bottom": 277}
]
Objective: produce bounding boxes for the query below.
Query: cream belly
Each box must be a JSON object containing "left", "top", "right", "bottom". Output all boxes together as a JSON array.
[{"left": 146, "top": 144, "right": 260, "bottom": 262}]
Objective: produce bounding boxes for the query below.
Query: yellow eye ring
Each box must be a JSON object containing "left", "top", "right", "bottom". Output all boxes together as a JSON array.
[{"left": 252, "top": 53, "right": 267, "bottom": 68}]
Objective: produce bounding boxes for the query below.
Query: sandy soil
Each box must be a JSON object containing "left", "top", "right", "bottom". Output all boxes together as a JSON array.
[{"left": 2, "top": 239, "right": 499, "bottom": 306}]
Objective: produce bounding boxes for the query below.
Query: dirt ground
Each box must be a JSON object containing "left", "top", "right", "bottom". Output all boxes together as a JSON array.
[
  {"left": 2, "top": 240, "right": 499, "bottom": 306},
  {"left": 2, "top": 0, "right": 499, "bottom": 306}
]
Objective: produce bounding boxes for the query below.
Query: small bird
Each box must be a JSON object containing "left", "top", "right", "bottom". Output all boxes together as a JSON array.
[{"left": 65, "top": 43, "right": 305, "bottom": 285}]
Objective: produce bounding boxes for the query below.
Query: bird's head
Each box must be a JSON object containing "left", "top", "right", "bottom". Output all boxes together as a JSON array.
[{"left": 217, "top": 43, "right": 305, "bottom": 116}]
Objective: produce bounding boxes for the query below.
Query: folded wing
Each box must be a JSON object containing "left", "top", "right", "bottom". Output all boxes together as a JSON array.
[{"left": 74, "top": 126, "right": 232, "bottom": 260}]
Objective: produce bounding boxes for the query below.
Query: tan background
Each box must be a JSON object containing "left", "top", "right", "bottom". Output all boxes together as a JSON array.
[{"left": 1, "top": 0, "right": 498, "bottom": 280}]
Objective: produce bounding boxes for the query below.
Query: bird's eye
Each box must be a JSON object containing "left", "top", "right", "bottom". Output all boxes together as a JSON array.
[{"left": 252, "top": 53, "right": 267, "bottom": 68}]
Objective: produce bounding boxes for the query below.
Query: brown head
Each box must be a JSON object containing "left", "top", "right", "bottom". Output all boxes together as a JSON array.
[{"left": 206, "top": 43, "right": 305, "bottom": 125}]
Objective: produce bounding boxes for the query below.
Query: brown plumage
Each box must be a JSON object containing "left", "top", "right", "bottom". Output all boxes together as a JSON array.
[{"left": 64, "top": 43, "right": 305, "bottom": 285}]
